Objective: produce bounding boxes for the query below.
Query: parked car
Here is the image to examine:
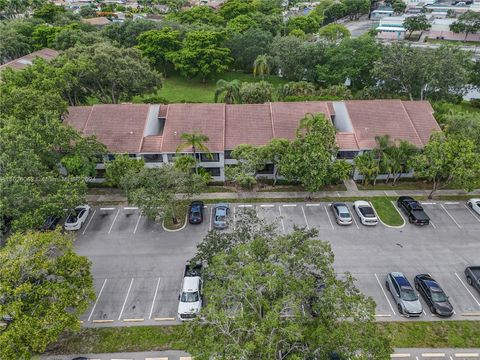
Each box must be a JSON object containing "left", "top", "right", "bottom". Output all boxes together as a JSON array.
[
  {"left": 330, "top": 202, "right": 353, "bottom": 225},
  {"left": 64, "top": 205, "right": 91, "bottom": 231},
  {"left": 397, "top": 196, "right": 430, "bottom": 226},
  {"left": 386, "top": 272, "right": 423, "bottom": 317},
  {"left": 467, "top": 198, "right": 480, "bottom": 217},
  {"left": 353, "top": 200, "right": 378, "bottom": 226},
  {"left": 41, "top": 215, "right": 61, "bottom": 231},
  {"left": 414, "top": 274, "right": 453, "bottom": 317},
  {"left": 465, "top": 266, "right": 480, "bottom": 294},
  {"left": 177, "top": 263, "right": 202, "bottom": 321},
  {"left": 188, "top": 201, "right": 204, "bottom": 225},
  {"left": 213, "top": 203, "right": 230, "bottom": 229}
]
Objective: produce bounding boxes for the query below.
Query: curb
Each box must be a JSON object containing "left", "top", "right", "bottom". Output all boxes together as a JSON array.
[
  {"left": 162, "top": 213, "right": 188, "bottom": 232},
  {"left": 376, "top": 201, "right": 406, "bottom": 229}
]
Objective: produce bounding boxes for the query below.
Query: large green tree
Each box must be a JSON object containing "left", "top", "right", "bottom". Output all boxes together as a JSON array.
[
  {"left": 136, "top": 27, "right": 182, "bottom": 75},
  {"left": 373, "top": 44, "right": 472, "bottom": 101},
  {"left": 280, "top": 113, "right": 348, "bottom": 191},
  {"left": 214, "top": 79, "right": 241, "bottom": 104},
  {"left": 239, "top": 80, "right": 274, "bottom": 104},
  {"left": 269, "top": 35, "right": 308, "bottom": 81},
  {"left": 225, "top": 28, "right": 273, "bottom": 71},
  {"left": 101, "top": 19, "right": 161, "bottom": 47},
  {"left": 0, "top": 231, "right": 95, "bottom": 359},
  {"left": 403, "top": 14, "right": 431, "bottom": 39},
  {"left": 414, "top": 133, "right": 480, "bottom": 198},
  {"left": 450, "top": 10, "right": 480, "bottom": 40},
  {"left": 105, "top": 154, "right": 145, "bottom": 187},
  {"left": 167, "top": 30, "right": 233, "bottom": 82},
  {"left": 168, "top": 5, "right": 225, "bottom": 26},
  {"left": 58, "top": 43, "right": 162, "bottom": 103},
  {"left": 121, "top": 164, "right": 207, "bottom": 224},
  {"left": 189, "top": 212, "right": 392, "bottom": 359},
  {"left": 341, "top": 0, "right": 369, "bottom": 20}
]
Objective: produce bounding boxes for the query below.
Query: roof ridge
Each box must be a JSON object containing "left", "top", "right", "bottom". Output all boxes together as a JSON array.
[
  {"left": 400, "top": 100, "right": 423, "bottom": 146},
  {"left": 160, "top": 104, "right": 169, "bottom": 153},
  {"left": 269, "top": 102, "right": 275, "bottom": 138},
  {"left": 83, "top": 105, "right": 95, "bottom": 133},
  {"left": 222, "top": 103, "right": 226, "bottom": 152}
]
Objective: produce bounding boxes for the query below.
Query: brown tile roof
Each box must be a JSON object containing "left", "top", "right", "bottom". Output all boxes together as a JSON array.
[
  {"left": 345, "top": 100, "right": 427, "bottom": 149},
  {"left": 161, "top": 103, "right": 225, "bottom": 153},
  {"left": 401, "top": 101, "right": 441, "bottom": 145},
  {"left": 225, "top": 104, "right": 273, "bottom": 149},
  {"left": 0, "top": 48, "right": 59, "bottom": 71},
  {"left": 65, "top": 104, "right": 150, "bottom": 153},
  {"left": 141, "top": 135, "right": 163, "bottom": 152},
  {"left": 64, "top": 106, "right": 93, "bottom": 133},
  {"left": 270, "top": 101, "right": 332, "bottom": 140},
  {"left": 336, "top": 132, "right": 359, "bottom": 150}
]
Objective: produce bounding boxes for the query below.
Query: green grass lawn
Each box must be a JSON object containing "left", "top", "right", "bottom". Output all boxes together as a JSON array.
[
  {"left": 45, "top": 321, "right": 480, "bottom": 356},
  {"left": 134, "top": 72, "right": 288, "bottom": 104},
  {"left": 370, "top": 197, "right": 404, "bottom": 227}
]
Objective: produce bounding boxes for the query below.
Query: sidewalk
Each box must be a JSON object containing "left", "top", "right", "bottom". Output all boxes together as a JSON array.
[{"left": 86, "top": 188, "right": 480, "bottom": 204}]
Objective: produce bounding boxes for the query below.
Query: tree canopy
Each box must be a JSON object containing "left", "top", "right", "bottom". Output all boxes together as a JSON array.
[{"left": 0, "top": 231, "right": 95, "bottom": 359}]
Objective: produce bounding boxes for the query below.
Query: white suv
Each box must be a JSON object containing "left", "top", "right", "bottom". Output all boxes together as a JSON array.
[{"left": 177, "top": 263, "right": 202, "bottom": 321}]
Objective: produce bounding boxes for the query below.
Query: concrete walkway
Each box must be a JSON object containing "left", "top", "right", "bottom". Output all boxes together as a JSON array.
[{"left": 86, "top": 187, "right": 480, "bottom": 204}]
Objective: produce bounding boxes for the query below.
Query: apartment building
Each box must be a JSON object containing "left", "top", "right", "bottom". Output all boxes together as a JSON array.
[{"left": 64, "top": 100, "right": 441, "bottom": 181}]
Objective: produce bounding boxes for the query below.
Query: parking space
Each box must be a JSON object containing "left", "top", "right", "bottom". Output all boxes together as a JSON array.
[{"left": 74, "top": 200, "right": 480, "bottom": 326}]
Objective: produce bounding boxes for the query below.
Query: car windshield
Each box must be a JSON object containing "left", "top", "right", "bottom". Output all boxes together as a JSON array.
[
  {"left": 192, "top": 211, "right": 201, "bottom": 217},
  {"left": 66, "top": 214, "right": 77, "bottom": 223},
  {"left": 181, "top": 291, "right": 199, "bottom": 302},
  {"left": 431, "top": 290, "right": 448, "bottom": 302},
  {"left": 401, "top": 287, "right": 418, "bottom": 301},
  {"left": 359, "top": 206, "right": 375, "bottom": 217}
]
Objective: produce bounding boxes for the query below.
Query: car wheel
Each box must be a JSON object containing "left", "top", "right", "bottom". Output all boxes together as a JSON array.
[
  {"left": 385, "top": 282, "right": 390, "bottom": 291},
  {"left": 467, "top": 276, "right": 473, "bottom": 286},
  {"left": 408, "top": 217, "right": 413, "bottom": 224},
  {"left": 397, "top": 304, "right": 403, "bottom": 314},
  {"left": 430, "top": 305, "right": 436, "bottom": 314},
  {"left": 468, "top": 202, "right": 473, "bottom": 208},
  {"left": 415, "top": 282, "right": 420, "bottom": 291}
]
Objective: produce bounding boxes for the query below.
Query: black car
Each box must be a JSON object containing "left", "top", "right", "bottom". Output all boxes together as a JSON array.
[
  {"left": 414, "top": 274, "right": 453, "bottom": 317},
  {"left": 41, "top": 215, "right": 61, "bottom": 231},
  {"left": 397, "top": 196, "right": 430, "bottom": 225},
  {"left": 188, "top": 201, "right": 204, "bottom": 224}
]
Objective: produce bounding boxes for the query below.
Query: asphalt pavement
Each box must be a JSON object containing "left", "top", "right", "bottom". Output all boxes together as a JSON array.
[{"left": 73, "top": 199, "right": 480, "bottom": 327}]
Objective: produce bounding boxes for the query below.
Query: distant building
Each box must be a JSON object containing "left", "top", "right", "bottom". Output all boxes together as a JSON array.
[
  {"left": 82, "top": 16, "right": 112, "bottom": 27},
  {"left": 0, "top": 48, "right": 59, "bottom": 71},
  {"left": 371, "top": 5, "right": 394, "bottom": 18},
  {"left": 376, "top": 16, "right": 408, "bottom": 39},
  {"left": 428, "top": 17, "right": 480, "bottom": 41}
]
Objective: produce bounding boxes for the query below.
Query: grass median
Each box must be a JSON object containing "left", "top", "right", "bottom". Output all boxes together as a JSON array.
[
  {"left": 163, "top": 205, "right": 188, "bottom": 231},
  {"left": 370, "top": 197, "right": 405, "bottom": 227},
  {"left": 45, "top": 321, "right": 480, "bottom": 355}
]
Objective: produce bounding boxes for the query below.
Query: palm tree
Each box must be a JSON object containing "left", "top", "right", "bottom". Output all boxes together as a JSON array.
[
  {"left": 253, "top": 54, "right": 270, "bottom": 80},
  {"left": 176, "top": 132, "right": 211, "bottom": 174},
  {"left": 214, "top": 79, "right": 241, "bottom": 104}
]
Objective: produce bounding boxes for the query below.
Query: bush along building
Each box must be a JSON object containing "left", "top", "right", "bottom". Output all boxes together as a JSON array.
[{"left": 64, "top": 100, "right": 441, "bottom": 182}]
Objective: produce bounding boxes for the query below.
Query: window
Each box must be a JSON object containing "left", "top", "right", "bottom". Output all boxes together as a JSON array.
[
  {"left": 256, "top": 164, "right": 274, "bottom": 174},
  {"left": 167, "top": 153, "right": 176, "bottom": 162},
  {"left": 128, "top": 153, "right": 137, "bottom": 158},
  {"left": 143, "top": 154, "right": 163, "bottom": 163},
  {"left": 200, "top": 153, "right": 219, "bottom": 162},
  {"left": 107, "top": 154, "right": 116, "bottom": 161},
  {"left": 337, "top": 151, "right": 359, "bottom": 159},
  {"left": 224, "top": 150, "right": 233, "bottom": 159},
  {"left": 203, "top": 167, "right": 221, "bottom": 177}
]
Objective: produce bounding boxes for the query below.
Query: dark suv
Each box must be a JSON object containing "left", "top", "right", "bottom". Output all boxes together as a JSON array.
[{"left": 397, "top": 196, "right": 430, "bottom": 225}]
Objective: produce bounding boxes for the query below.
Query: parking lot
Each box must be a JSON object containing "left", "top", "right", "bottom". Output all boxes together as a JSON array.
[{"left": 74, "top": 200, "right": 480, "bottom": 326}]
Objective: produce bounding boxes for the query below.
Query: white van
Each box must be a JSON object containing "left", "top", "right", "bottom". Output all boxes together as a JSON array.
[{"left": 177, "top": 263, "right": 202, "bottom": 321}]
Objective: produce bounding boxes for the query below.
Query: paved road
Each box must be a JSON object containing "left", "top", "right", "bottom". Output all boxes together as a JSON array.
[
  {"left": 41, "top": 349, "right": 480, "bottom": 359},
  {"left": 74, "top": 199, "right": 480, "bottom": 327}
]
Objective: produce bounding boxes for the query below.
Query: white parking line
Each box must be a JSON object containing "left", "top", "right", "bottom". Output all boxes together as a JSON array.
[
  {"left": 430, "top": 219, "right": 437, "bottom": 229},
  {"left": 133, "top": 214, "right": 142, "bottom": 234},
  {"left": 283, "top": 204, "right": 296, "bottom": 207},
  {"left": 306, "top": 203, "right": 320, "bottom": 206},
  {"left": 237, "top": 204, "right": 253, "bottom": 208},
  {"left": 349, "top": 205, "right": 360, "bottom": 229},
  {"left": 421, "top": 353, "right": 445, "bottom": 358},
  {"left": 108, "top": 208, "right": 121, "bottom": 234},
  {"left": 440, "top": 204, "right": 462, "bottom": 229},
  {"left": 390, "top": 354, "right": 410, "bottom": 358},
  {"left": 324, "top": 205, "right": 334, "bottom": 230},
  {"left": 260, "top": 204, "right": 274, "bottom": 207},
  {"left": 88, "top": 278, "right": 108, "bottom": 321},
  {"left": 123, "top": 207, "right": 139, "bottom": 210},
  {"left": 421, "top": 202, "right": 437, "bottom": 205},
  {"left": 455, "top": 272, "right": 480, "bottom": 307},
  {"left": 301, "top": 206, "right": 310, "bottom": 230},
  {"left": 464, "top": 204, "right": 480, "bottom": 223},
  {"left": 374, "top": 273, "right": 396, "bottom": 315},
  {"left": 455, "top": 353, "right": 479, "bottom": 357},
  {"left": 118, "top": 278, "right": 135, "bottom": 320},
  {"left": 82, "top": 209, "right": 96, "bottom": 235},
  {"left": 278, "top": 206, "right": 286, "bottom": 234},
  {"left": 149, "top": 277, "right": 161, "bottom": 320},
  {"left": 100, "top": 207, "right": 115, "bottom": 211},
  {"left": 445, "top": 202, "right": 460, "bottom": 205}
]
